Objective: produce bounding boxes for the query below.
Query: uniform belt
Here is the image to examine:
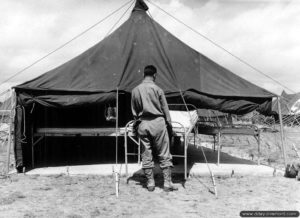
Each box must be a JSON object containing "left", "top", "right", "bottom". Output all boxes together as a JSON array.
[{"left": 139, "top": 115, "right": 164, "bottom": 121}]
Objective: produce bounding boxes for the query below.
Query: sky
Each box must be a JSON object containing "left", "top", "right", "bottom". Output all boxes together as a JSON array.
[{"left": 0, "top": 0, "right": 299, "bottom": 96}]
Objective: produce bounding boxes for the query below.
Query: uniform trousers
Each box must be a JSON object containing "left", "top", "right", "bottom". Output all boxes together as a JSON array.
[{"left": 137, "top": 117, "right": 173, "bottom": 169}]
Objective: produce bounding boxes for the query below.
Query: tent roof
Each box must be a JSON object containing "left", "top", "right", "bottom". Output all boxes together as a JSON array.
[
  {"left": 15, "top": 0, "right": 275, "bottom": 114},
  {"left": 16, "top": 1, "right": 274, "bottom": 97}
]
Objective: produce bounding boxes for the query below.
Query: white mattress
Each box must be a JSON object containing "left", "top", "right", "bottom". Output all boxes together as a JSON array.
[{"left": 170, "top": 110, "right": 198, "bottom": 130}]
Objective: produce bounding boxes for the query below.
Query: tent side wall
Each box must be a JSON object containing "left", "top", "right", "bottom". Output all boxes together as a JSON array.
[{"left": 14, "top": 88, "right": 273, "bottom": 168}]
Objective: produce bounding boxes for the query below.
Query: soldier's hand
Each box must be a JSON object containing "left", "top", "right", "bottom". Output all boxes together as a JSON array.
[
  {"left": 167, "top": 124, "right": 174, "bottom": 137},
  {"left": 132, "top": 120, "right": 141, "bottom": 135}
]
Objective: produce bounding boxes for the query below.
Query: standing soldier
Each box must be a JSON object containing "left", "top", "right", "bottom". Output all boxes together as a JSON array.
[{"left": 131, "top": 65, "right": 178, "bottom": 192}]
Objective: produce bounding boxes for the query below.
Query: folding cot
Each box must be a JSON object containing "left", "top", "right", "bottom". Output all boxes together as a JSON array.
[
  {"left": 31, "top": 127, "right": 126, "bottom": 168},
  {"left": 197, "top": 120, "right": 261, "bottom": 165}
]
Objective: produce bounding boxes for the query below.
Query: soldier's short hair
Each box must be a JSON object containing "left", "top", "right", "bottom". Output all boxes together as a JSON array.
[{"left": 144, "top": 65, "right": 157, "bottom": 76}]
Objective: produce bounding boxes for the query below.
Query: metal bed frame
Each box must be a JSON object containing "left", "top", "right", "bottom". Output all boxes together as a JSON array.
[
  {"left": 31, "top": 127, "right": 126, "bottom": 168},
  {"left": 31, "top": 112, "right": 261, "bottom": 175},
  {"left": 197, "top": 120, "right": 261, "bottom": 165}
]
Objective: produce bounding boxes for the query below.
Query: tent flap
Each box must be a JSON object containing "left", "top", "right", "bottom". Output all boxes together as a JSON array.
[
  {"left": 17, "top": 91, "right": 116, "bottom": 108},
  {"left": 182, "top": 91, "right": 272, "bottom": 115}
]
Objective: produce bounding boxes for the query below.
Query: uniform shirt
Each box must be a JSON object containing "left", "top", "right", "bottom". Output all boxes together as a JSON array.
[{"left": 131, "top": 78, "right": 172, "bottom": 127}]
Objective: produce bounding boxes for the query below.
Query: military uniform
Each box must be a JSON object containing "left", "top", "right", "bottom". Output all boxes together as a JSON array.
[{"left": 131, "top": 79, "right": 173, "bottom": 169}]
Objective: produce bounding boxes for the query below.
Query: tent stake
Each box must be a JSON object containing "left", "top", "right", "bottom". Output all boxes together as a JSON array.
[
  {"left": 277, "top": 96, "right": 287, "bottom": 167},
  {"left": 112, "top": 165, "right": 119, "bottom": 198}
]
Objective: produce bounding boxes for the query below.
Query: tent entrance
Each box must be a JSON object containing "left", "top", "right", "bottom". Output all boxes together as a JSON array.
[{"left": 24, "top": 94, "right": 134, "bottom": 168}]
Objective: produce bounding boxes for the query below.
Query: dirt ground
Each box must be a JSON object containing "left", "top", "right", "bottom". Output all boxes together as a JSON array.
[
  {"left": 0, "top": 127, "right": 300, "bottom": 218},
  {"left": 0, "top": 173, "right": 299, "bottom": 218}
]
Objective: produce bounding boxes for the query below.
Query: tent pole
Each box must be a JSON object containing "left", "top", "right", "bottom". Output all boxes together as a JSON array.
[
  {"left": 114, "top": 88, "right": 120, "bottom": 198},
  {"left": 115, "top": 88, "right": 119, "bottom": 165},
  {"left": 6, "top": 124, "right": 11, "bottom": 175},
  {"left": 277, "top": 96, "right": 287, "bottom": 167},
  {"left": 6, "top": 111, "right": 12, "bottom": 175}
]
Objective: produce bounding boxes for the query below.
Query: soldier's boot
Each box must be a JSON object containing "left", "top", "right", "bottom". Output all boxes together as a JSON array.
[
  {"left": 162, "top": 167, "right": 178, "bottom": 192},
  {"left": 144, "top": 168, "right": 155, "bottom": 192}
]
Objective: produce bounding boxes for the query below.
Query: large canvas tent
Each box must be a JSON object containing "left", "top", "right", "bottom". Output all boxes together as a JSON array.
[{"left": 13, "top": 0, "right": 276, "bottom": 169}]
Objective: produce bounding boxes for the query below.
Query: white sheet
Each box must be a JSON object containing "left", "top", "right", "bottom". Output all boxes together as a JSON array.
[{"left": 170, "top": 110, "right": 198, "bottom": 130}]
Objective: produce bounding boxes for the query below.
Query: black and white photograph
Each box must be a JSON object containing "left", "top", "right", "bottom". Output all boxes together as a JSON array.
[{"left": 0, "top": 0, "right": 299, "bottom": 217}]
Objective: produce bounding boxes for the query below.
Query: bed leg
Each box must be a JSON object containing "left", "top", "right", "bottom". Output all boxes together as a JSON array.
[
  {"left": 193, "top": 132, "right": 195, "bottom": 147},
  {"left": 31, "top": 126, "right": 35, "bottom": 169},
  {"left": 32, "top": 143, "right": 34, "bottom": 169},
  {"left": 39, "top": 140, "right": 42, "bottom": 166},
  {"left": 257, "top": 133, "right": 261, "bottom": 165},
  {"left": 217, "top": 132, "right": 221, "bottom": 166},
  {"left": 45, "top": 138, "right": 47, "bottom": 166},
  {"left": 213, "top": 135, "right": 216, "bottom": 152},
  {"left": 124, "top": 133, "right": 128, "bottom": 178},
  {"left": 184, "top": 136, "right": 188, "bottom": 180},
  {"left": 138, "top": 138, "right": 141, "bottom": 164}
]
